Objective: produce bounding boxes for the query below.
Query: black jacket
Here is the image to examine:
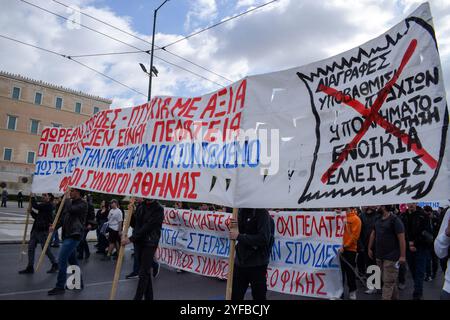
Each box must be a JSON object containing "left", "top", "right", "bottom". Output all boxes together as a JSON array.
[
  {"left": 130, "top": 201, "right": 164, "bottom": 247},
  {"left": 235, "top": 208, "right": 271, "bottom": 267},
  {"left": 58, "top": 198, "right": 88, "bottom": 240},
  {"left": 404, "top": 207, "right": 433, "bottom": 248},
  {"left": 30, "top": 198, "right": 54, "bottom": 233}
]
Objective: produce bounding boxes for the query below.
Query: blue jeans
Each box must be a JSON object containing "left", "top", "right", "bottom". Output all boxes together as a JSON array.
[
  {"left": 51, "top": 231, "right": 60, "bottom": 245},
  {"left": 56, "top": 238, "right": 80, "bottom": 289},
  {"left": 407, "top": 247, "right": 431, "bottom": 298}
]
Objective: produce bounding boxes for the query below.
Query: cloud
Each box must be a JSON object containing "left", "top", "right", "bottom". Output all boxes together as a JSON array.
[{"left": 184, "top": 0, "right": 218, "bottom": 32}]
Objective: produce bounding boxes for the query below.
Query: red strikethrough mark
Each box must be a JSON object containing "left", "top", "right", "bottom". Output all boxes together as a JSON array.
[{"left": 319, "top": 39, "right": 438, "bottom": 184}]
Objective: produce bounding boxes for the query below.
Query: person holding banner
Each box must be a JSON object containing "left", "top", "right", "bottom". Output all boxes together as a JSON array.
[
  {"left": 48, "top": 188, "right": 88, "bottom": 296},
  {"left": 121, "top": 199, "right": 164, "bottom": 300},
  {"left": 339, "top": 208, "right": 361, "bottom": 300},
  {"left": 18, "top": 193, "right": 58, "bottom": 275},
  {"left": 229, "top": 208, "right": 273, "bottom": 300}
]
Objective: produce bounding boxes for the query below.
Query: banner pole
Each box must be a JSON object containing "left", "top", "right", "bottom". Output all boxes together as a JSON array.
[
  {"left": 226, "top": 207, "right": 239, "bottom": 300},
  {"left": 35, "top": 193, "right": 66, "bottom": 272},
  {"left": 19, "top": 193, "right": 33, "bottom": 261},
  {"left": 109, "top": 198, "right": 135, "bottom": 300}
]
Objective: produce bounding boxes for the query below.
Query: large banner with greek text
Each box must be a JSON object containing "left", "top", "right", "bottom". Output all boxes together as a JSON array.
[
  {"left": 32, "top": 3, "right": 449, "bottom": 208},
  {"left": 154, "top": 208, "right": 345, "bottom": 299}
]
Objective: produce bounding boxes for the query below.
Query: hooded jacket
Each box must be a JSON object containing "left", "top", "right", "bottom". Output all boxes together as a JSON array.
[
  {"left": 343, "top": 210, "right": 362, "bottom": 252},
  {"left": 130, "top": 200, "right": 164, "bottom": 247},
  {"left": 235, "top": 208, "right": 272, "bottom": 267}
]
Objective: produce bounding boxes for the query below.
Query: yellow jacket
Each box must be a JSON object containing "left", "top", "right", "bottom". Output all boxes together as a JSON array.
[{"left": 343, "top": 210, "right": 362, "bottom": 252}]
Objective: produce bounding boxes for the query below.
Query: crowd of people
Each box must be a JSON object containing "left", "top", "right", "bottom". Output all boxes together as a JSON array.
[{"left": 13, "top": 189, "right": 450, "bottom": 301}]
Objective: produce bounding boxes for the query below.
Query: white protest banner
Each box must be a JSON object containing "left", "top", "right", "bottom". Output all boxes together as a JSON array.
[
  {"left": 32, "top": 3, "right": 449, "bottom": 208},
  {"left": 154, "top": 208, "right": 345, "bottom": 299}
]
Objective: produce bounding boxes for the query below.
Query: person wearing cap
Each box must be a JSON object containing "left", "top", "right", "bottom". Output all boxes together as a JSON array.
[
  {"left": 48, "top": 188, "right": 88, "bottom": 296},
  {"left": 18, "top": 193, "right": 58, "bottom": 274}
]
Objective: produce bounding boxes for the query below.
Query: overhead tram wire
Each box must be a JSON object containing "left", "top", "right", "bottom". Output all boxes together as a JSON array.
[
  {"left": 0, "top": 34, "right": 147, "bottom": 97},
  {"left": 19, "top": 0, "right": 227, "bottom": 88},
  {"left": 160, "top": 0, "right": 279, "bottom": 49},
  {"left": 50, "top": 0, "right": 232, "bottom": 83}
]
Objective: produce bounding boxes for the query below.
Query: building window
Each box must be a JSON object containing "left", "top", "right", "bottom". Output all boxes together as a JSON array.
[
  {"left": 52, "top": 123, "right": 62, "bottom": 127},
  {"left": 12, "top": 87, "right": 21, "bottom": 100},
  {"left": 93, "top": 107, "right": 100, "bottom": 114},
  {"left": 30, "top": 119, "right": 40, "bottom": 134},
  {"left": 75, "top": 102, "right": 82, "bottom": 114},
  {"left": 34, "top": 92, "right": 43, "bottom": 105},
  {"left": 7, "top": 115, "right": 17, "bottom": 130},
  {"left": 55, "top": 97, "right": 63, "bottom": 109},
  {"left": 3, "top": 148, "right": 12, "bottom": 161},
  {"left": 27, "top": 151, "right": 35, "bottom": 164}
]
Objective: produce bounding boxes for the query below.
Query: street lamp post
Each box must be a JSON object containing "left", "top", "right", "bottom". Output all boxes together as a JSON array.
[{"left": 148, "top": 0, "right": 170, "bottom": 102}]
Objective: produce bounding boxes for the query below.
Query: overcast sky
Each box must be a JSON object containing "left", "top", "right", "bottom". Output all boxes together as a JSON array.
[{"left": 1, "top": 0, "right": 449, "bottom": 108}]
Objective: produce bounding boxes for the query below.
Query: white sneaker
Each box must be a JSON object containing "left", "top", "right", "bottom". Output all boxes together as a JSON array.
[
  {"left": 349, "top": 291, "right": 357, "bottom": 300},
  {"left": 365, "top": 288, "right": 377, "bottom": 294}
]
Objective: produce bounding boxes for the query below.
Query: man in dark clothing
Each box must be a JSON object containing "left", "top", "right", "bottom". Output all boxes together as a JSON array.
[
  {"left": 404, "top": 203, "right": 433, "bottom": 300},
  {"left": 17, "top": 191, "right": 23, "bottom": 208},
  {"left": 18, "top": 193, "right": 58, "bottom": 274},
  {"left": 368, "top": 205, "right": 406, "bottom": 300},
  {"left": 423, "top": 206, "right": 440, "bottom": 280},
  {"left": 77, "top": 194, "right": 96, "bottom": 260},
  {"left": 229, "top": 208, "right": 272, "bottom": 300},
  {"left": 48, "top": 188, "right": 88, "bottom": 296},
  {"left": 358, "top": 207, "right": 380, "bottom": 278},
  {"left": 122, "top": 199, "right": 164, "bottom": 300}
]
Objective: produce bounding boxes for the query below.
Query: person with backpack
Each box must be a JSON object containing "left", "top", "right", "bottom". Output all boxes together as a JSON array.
[
  {"left": 229, "top": 208, "right": 274, "bottom": 300},
  {"left": 434, "top": 207, "right": 450, "bottom": 300},
  {"left": 368, "top": 205, "right": 406, "bottom": 300}
]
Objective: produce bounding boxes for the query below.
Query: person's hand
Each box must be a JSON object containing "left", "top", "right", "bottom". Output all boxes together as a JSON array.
[
  {"left": 338, "top": 247, "right": 344, "bottom": 254},
  {"left": 87, "top": 224, "right": 92, "bottom": 231},
  {"left": 229, "top": 229, "right": 239, "bottom": 240},
  {"left": 49, "top": 225, "right": 54, "bottom": 233},
  {"left": 64, "top": 188, "right": 70, "bottom": 197},
  {"left": 446, "top": 218, "right": 450, "bottom": 237},
  {"left": 368, "top": 249, "right": 374, "bottom": 260},
  {"left": 409, "top": 242, "right": 417, "bottom": 252},
  {"left": 399, "top": 256, "right": 406, "bottom": 265},
  {"left": 121, "top": 236, "right": 130, "bottom": 246}
]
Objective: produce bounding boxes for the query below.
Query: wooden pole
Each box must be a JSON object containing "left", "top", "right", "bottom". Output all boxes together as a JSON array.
[
  {"left": 19, "top": 194, "right": 33, "bottom": 261},
  {"left": 109, "top": 198, "right": 135, "bottom": 300},
  {"left": 226, "top": 208, "right": 239, "bottom": 300},
  {"left": 35, "top": 194, "right": 66, "bottom": 272}
]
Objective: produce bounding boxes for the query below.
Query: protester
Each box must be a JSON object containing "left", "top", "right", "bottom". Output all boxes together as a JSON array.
[
  {"left": 1, "top": 188, "right": 8, "bottom": 207},
  {"left": 368, "top": 205, "right": 406, "bottom": 300},
  {"left": 434, "top": 207, "right": 450, "bottom": 300},
  {"left": 358, "top": 206, "right": 379, "bottom": 282},
  {"left": 229, "top": 208, "right": 273, "bottom": 300},
  {"left": 103, "top": 199, "right": 123, "bottom": 261},
  {"left": 95, "top": 200, "right": 110, "bottom": 254},
  {"left": 126, "top": 197, "right": 143, "bottom": 279},
  {"left": 338, "top": 208, "right": 362, "bottom": 300},
  {"left": 17, "top": 190, "right": 23, "bottom": 208},
  {"left": 121, "top": 198, "right": 164, "bottom": 300},
  {"left": 423, "top": 205, "right": 440, "bottom": 281},
  {"left": 18, "top": 193, "right": 58, "bottom": 274},
  {"left": 404, "top": 203, "right": 433, "bottom": 300},
  {"left": 48, "top": 188, "right": 88, "bottom": 295},
  {"left": 77, "top": 194, "right": 96, "bottom": 260}
]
